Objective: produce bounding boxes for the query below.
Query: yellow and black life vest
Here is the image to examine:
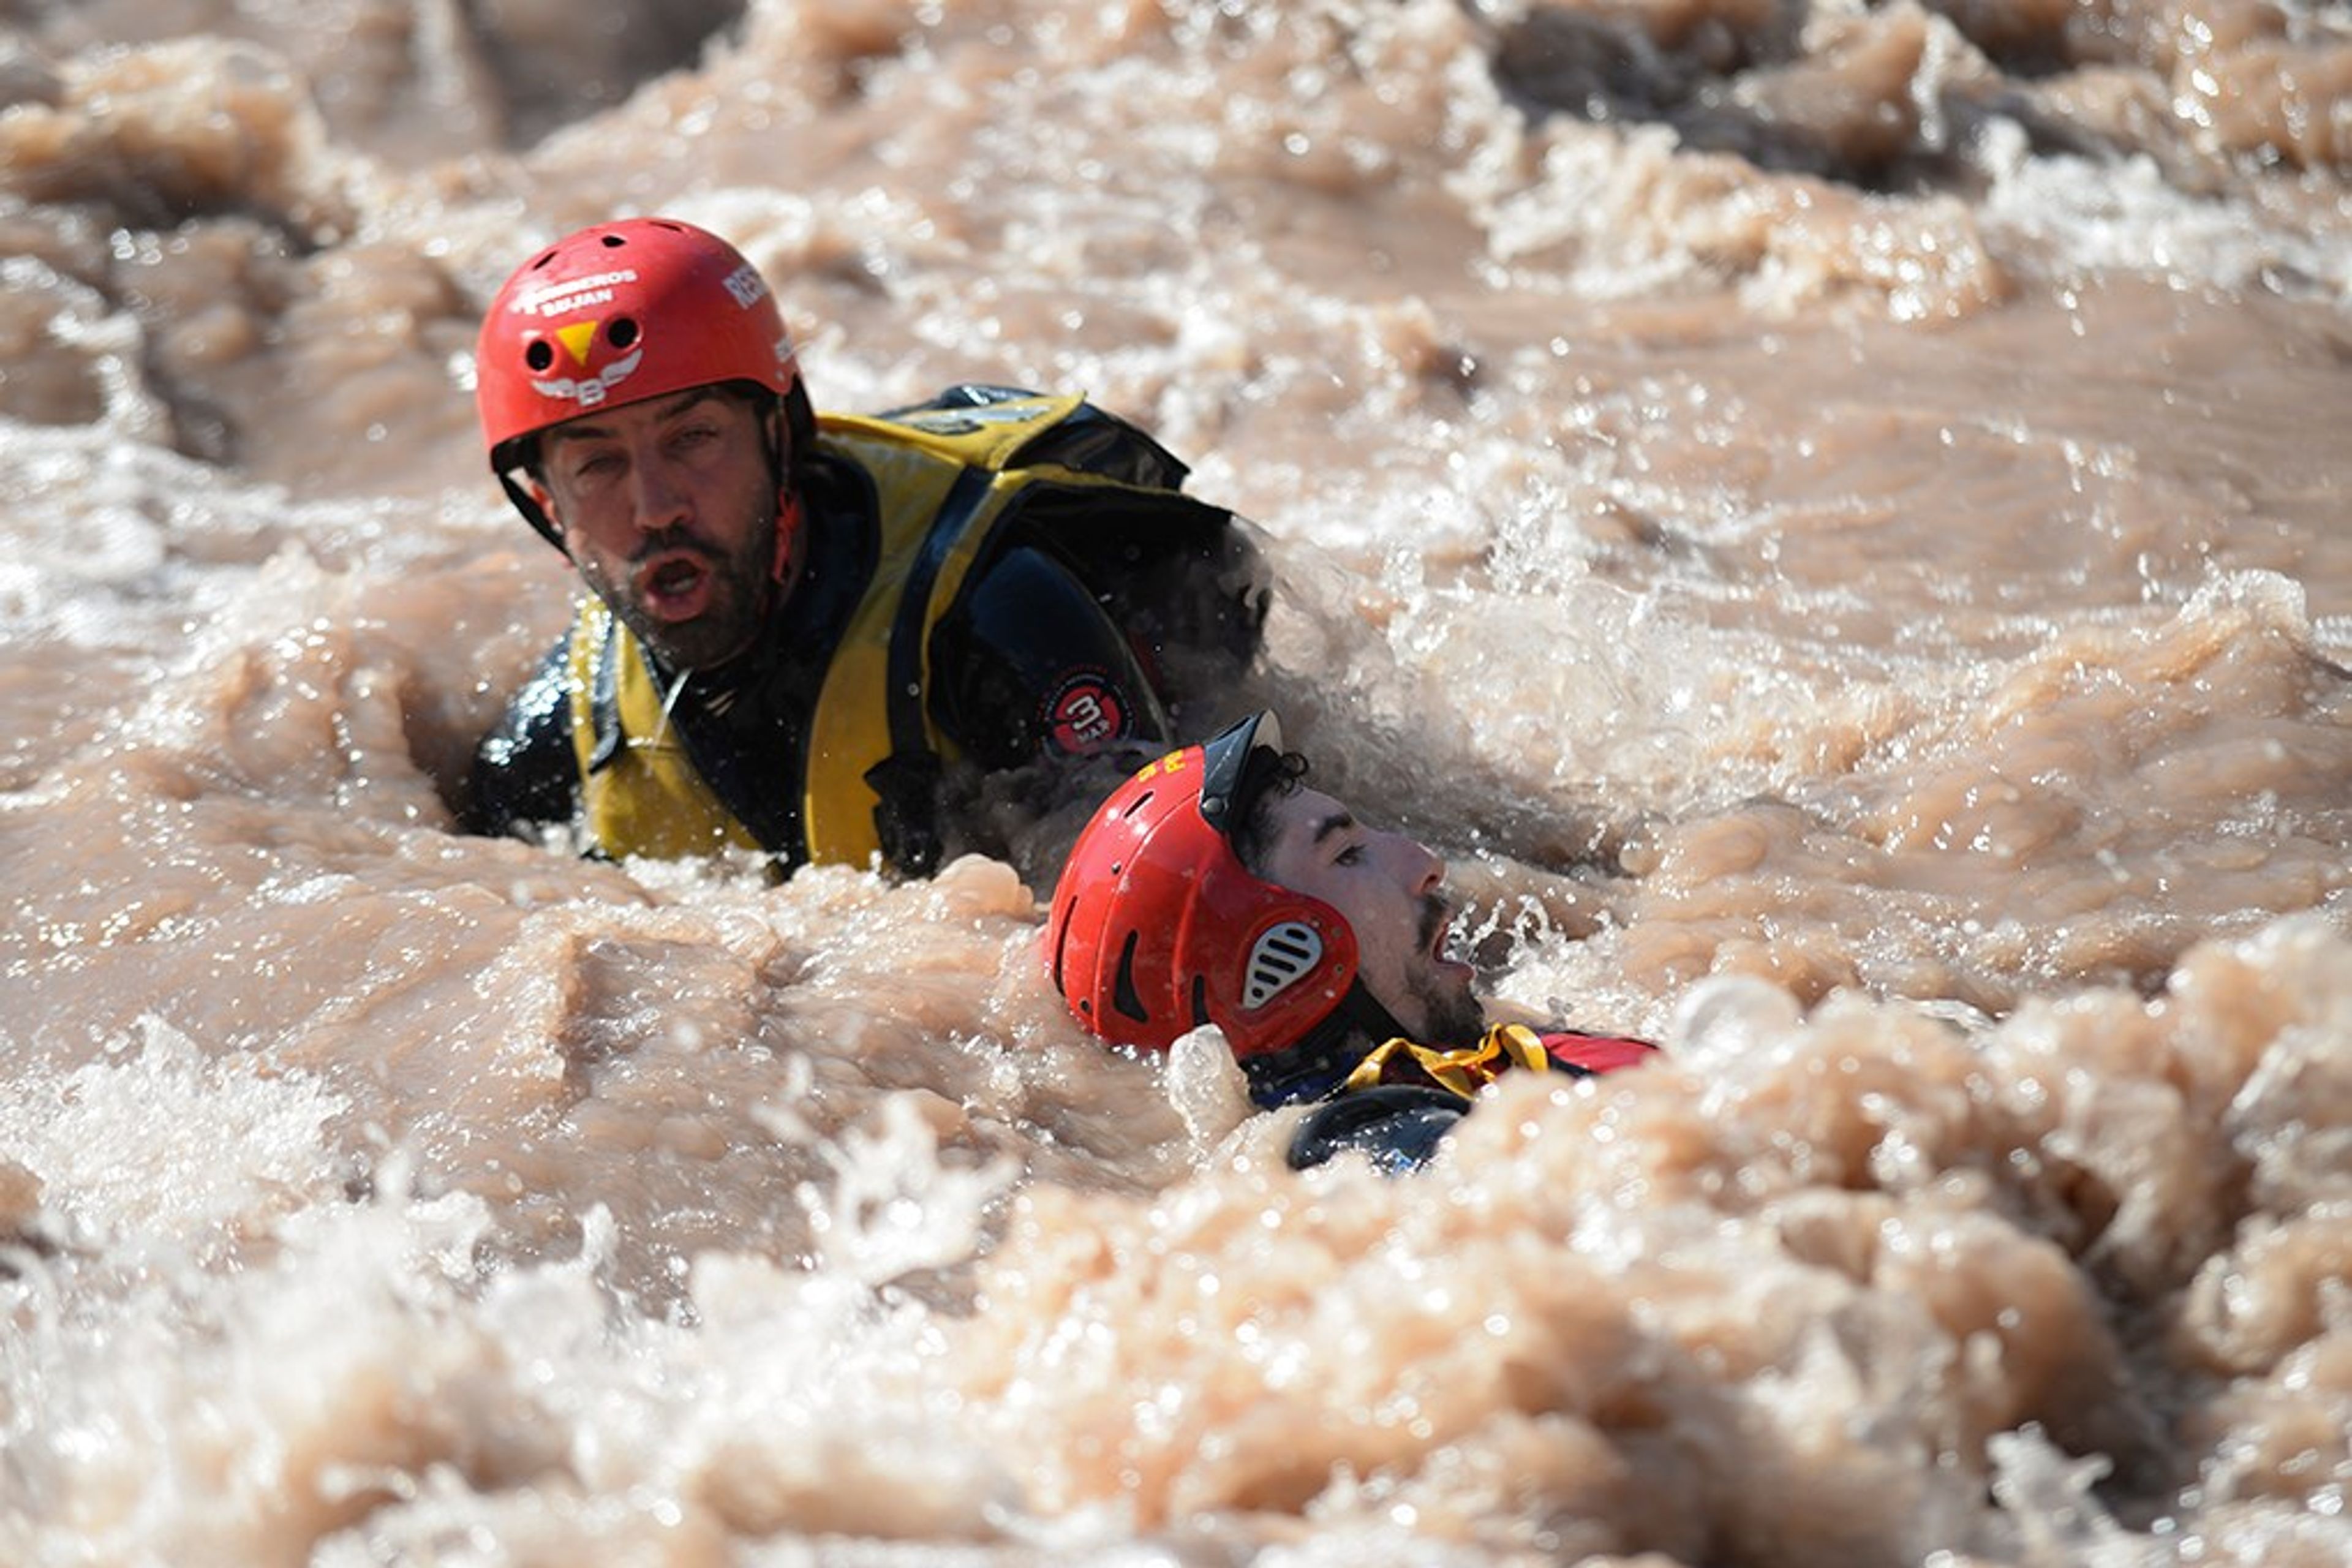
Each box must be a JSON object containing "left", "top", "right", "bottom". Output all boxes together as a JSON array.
[{"left": 561, "top": 388, "right": 1205, "bottom": 872}]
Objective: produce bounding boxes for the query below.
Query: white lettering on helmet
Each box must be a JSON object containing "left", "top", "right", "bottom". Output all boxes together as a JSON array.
[
  {"left": 530, "top": 287, "right": 612, "bottom": 315},
  {"left": 514, "top": 269, "right": 639, "bottom": 317},
  {"left": 722, "top": 263, "right": 767, "bottom": 308},
  {"left": 529, "top": 347, "right": 644, "bottom": 408}
]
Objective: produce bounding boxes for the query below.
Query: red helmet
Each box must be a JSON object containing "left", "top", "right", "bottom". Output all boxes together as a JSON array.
[
  {"left": 1044, "top": 712, "right": 1359, "bottom": 1060},
  {"left": 475, "top": 217, "right": 807, "bottom": 535}
]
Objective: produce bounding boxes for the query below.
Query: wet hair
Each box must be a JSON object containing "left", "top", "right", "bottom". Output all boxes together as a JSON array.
[{"left": 1229, "top": 747, "right": 1308, "bottom": 878}]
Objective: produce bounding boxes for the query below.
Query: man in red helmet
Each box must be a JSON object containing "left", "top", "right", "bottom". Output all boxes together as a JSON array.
[
  {"left": 461, "top": 216, "right": 1265, "bottom": 877},
  {"left": 1046, "top": 712, "right": 1656, "bottom": 1172}
]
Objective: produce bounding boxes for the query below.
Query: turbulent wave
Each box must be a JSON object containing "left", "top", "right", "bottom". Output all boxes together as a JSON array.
[{"left": 2, "top": 1, "right": 2349, "bottom": 1563}]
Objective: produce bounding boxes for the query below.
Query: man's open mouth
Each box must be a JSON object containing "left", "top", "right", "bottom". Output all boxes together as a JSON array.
[
  {"left": 1423, "top": 896, "right": 1462, "bottom": 963},
  {"left": 637, "top": 551, "right": 712, "bottom": 622}
]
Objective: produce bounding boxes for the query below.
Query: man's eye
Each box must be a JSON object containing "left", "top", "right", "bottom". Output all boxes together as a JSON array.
[{"left": 1334, "top": 845, "right": 1363, "bottom": 866}]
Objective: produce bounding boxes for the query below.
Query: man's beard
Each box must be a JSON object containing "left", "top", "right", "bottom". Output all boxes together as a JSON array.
[
  {"left": 1408, "top": 892, "right": 1486, "bottom": 1047},
  {"left": 589, "top": 507, "right": 778, "bottom": 673}
]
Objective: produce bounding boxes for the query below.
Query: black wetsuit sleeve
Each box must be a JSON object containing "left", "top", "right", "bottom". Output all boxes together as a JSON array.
[
  {"left": 930, "top": 543, "right": 1172, "bottom": 770},
  {"left": 1287, "top": 1087, "right": 1468, "bottom": 1174},
  {"left": 459, "top": 638, "right": 581, "bottom": 840}
]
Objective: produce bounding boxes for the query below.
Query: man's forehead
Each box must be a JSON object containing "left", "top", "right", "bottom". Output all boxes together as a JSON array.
[
  {"left": 1264, "top": 785, "right": 1355, "bottom": 851},
  {"left": 546, "top": 386, "right": 726, "bottom": 443}
]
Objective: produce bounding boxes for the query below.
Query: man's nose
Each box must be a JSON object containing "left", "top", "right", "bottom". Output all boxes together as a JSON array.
[
  {"left": 627, "top": 450, "right": 692, "bottom": 532},
  {"left": 1389, "top": 831, "right": 1446, "bottom": 892}
]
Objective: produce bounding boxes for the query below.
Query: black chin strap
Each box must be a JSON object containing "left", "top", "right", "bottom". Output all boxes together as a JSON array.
[
  {"left": 494, "top": 464, "right": 564, "bottom": 551},
  {"left": 1335, "top": 981, "right": 1411, "bottom": 1051},
  {"left": 1237, "top": 980, "right": 1411, "bottom": 1109}
]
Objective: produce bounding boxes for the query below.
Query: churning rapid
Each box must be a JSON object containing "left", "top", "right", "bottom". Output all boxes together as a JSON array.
[{"left": 4, "top": 1, "right": 2350, "bottom": 1563}]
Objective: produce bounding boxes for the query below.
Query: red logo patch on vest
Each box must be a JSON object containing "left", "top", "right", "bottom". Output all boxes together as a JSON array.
[{"left": 1043, "top": 672, "right": 1129, "bottom": 755}]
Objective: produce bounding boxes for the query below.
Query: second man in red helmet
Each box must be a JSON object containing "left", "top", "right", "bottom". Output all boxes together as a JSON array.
[{"left": 1044, "top": 712, "right": 1657, "bottom": 1172}]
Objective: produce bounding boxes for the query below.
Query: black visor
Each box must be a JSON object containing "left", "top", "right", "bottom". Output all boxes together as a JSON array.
[{"left": 1196, "top": 710, "right": 1282, "bottom": 838}]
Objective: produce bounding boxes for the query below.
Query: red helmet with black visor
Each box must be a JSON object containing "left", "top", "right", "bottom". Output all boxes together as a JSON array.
[{"left": 1044, "top": 712, "right": 1362, "bottom": 1060}]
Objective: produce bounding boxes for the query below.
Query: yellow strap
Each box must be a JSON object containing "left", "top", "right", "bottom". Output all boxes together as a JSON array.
[
  {"left": 797, "top": 435, "right": 965, "bottom": 865},
  {"left": 567, "top": 601, "right": 760, "bottom": 859},
  {"left": 1343, "top": 1023, "right": 1553, "bottom": 1098}
]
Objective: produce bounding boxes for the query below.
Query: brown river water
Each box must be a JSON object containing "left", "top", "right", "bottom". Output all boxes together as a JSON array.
[{"left": 4, "top": 1, "right": 2351, "bottom": 1563}]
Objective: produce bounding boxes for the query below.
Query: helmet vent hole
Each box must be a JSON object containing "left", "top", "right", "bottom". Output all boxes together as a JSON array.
[
  {"left": 524, "top": 340, "right": 554, "bottom": 371},
  {"left": 609, "top": 317, "right": 640, "bottom": 350},
  {"left": 600, "top": 233, "right": 627, "bottom": 247},
  {"left": 1112, "top": 930, "right": 1150, "bottom": 1023},
  {"left": 1244, "top": 922, "right": 1323, "bottom": 1009}
]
